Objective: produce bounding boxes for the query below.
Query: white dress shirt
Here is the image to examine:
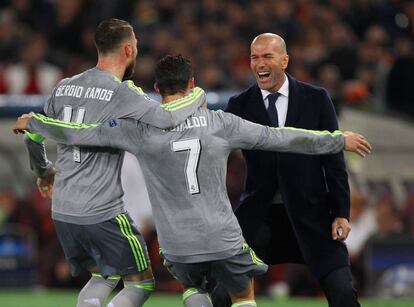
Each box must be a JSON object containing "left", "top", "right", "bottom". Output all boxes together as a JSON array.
[
  {"left": 260, "top": 75, "right": 289, "bottom": 204},
  {"left": 260, "top": 74, "right": 289, "bottom": 127}
]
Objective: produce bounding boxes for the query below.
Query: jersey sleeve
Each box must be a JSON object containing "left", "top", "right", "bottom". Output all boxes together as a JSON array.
[
  {"left": 24, "top": 82, "right": 65, "bottom": 178},
  {"left": 23, "top": 134, "right": 54, "bottom": 177},
  {"left": 26, "top": 114, "right": 139, "bottom": 154},
  {"left": 115, "top": 82, "right": 206, "bottom": 129},
  {"left": 219, "top": 111, "right": 345, "bottom": 154}
]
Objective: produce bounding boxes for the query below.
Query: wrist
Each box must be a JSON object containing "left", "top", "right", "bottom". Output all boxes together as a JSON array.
[{"left": 39, "top": 165, "right": 56, "bottom": 178}]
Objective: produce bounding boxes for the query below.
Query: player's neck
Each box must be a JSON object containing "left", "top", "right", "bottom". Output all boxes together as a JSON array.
[
  {"left": 162, "top": 93, "right": 186, "bottom": 104},
  {"left": 96, "top": 56, "right": 126, "bottom": 81}
]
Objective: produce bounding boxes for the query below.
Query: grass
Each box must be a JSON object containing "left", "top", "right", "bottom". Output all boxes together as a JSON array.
[{"left": 0, "top": 290, "right": 413, "bottom": 307}]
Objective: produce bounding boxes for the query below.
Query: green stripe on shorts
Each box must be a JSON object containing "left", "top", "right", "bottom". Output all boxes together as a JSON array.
[
  {"left": 243, "top": 242, "right": 265, "bottom": 265},
  {"left": 115, "top": 214, "right": 148, "bottom": 272}
]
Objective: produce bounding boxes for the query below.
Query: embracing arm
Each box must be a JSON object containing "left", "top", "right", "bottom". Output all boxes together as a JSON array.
[
  {"left": 222, "top": 111, "right": 344, "bottom": 154},
  {"left": 23, "top": 131, "right": 54, "bottom": 178},
  {"left": 221, "top": 111, "right": 370, "bottom": 156},
  {"left": 121, "top": 83, "right": 206, "bottom": 129},
  {"left": 23, "top": 114, "right": 138, "bottom": 154}
]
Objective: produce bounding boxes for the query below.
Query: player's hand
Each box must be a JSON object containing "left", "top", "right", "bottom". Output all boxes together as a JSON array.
[
  {"left": 331, "top": 217, "right": 351, "bottom": 241},
  {"left": 37, "top": 169, "right": 55, "bottom": 199},
  {"left": 13, "top": 112, "right": 34, "bottom": 134},
  {"left": 343, "top": 131, "right": 371, "bottom": 157}
]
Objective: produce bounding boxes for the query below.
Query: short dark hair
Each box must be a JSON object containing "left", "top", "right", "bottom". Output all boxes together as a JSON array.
[
  {"left": 155, "top": 54, "right": 193, "bottom": 96},
  {"left": 94, "top": 18, "right": 134, "bottom": 54}
]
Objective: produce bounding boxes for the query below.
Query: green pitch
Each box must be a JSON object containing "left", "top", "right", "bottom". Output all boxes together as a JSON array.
[{"left": 0, "top": 290, "right": 413, "bottom": 307}]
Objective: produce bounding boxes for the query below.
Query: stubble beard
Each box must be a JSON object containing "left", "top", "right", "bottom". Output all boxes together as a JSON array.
[{"left": 123, "top": 58, "right": 136, "bottom": 80}]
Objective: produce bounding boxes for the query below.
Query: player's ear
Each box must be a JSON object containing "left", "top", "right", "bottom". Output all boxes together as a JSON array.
[
  {"left": 282, "top": 54, "right": 289, "bottom": 69},
  {"left": 154, "top": 82, "right": 161, "bottom": 94},
  {"left": 187, "top": 78, "right": 195, "bottom": 91},
  {"left": 124, "top": 43, "right": 133, "bottom": 58}
]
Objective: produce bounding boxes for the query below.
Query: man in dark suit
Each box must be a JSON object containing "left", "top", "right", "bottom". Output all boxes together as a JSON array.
[{"left": 212, "top": 33, "right": 361, "bottom": 307}]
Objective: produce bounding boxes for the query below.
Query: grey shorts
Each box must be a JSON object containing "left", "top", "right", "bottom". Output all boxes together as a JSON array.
[
  {"left": 54, "top": 213, "right": 150, "bottom": 278},
  {"left": 161, "top": 243, "right": 268, "bottom": 294}
]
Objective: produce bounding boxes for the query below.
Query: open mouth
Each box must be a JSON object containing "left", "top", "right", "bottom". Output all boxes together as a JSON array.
[{"left": 257, "top": 71, "right": 271, "bottom": 81}]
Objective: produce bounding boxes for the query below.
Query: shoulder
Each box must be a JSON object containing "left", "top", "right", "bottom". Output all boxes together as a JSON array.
[
  {"left": 226, "top": 84, "right": 259, "bottom": 112},
  {"left": 292, "top": 77, "right": 328, "bottom": 97},
  {"left": 229, "top": 84, "right": 258, "bottom": 103},
  {"left": 201, "top": 109, "right": 226, "bottom": 126},
  {"left": 56, "top": 77, "right": 70, "bottom": 86},
  {"left": 289, "top": 76, "right": 333, "bottom": 113},
  {"left": 119, "top": 80, "right": 153, "bottom": 101},
  {"left": 122, "top": 80, "right": 145, "bottom": 94},
  {"left": 207, "top": 109, "right": 239, "bottom": 127},
  {"left": 290, "top": 76, "right": 329, "bottom": 100}
]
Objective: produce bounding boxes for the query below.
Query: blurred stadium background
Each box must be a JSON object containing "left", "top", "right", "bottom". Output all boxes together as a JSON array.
[{"left": 0, "top": 0, "right": 414, "bottom": 306}]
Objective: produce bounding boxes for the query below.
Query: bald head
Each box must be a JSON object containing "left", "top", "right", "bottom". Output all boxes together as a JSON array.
[
  {"left": 250, "top": 33, "right": 289, "bottom": 92},
  {"left": 251, "top": 33, "right": 287, "bottom": 55}
]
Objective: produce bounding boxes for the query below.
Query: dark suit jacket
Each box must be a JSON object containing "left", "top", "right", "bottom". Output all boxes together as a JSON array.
[{"left": 226, "top": 74, "right": 350, "bottom": 279}]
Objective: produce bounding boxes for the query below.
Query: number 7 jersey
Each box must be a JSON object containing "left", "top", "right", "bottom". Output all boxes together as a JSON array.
[{"left": 27, "top": 95, "right": 345, "bottom": 263}]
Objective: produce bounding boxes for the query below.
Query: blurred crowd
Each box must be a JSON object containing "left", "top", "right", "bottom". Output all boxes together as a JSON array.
[
  {"left": 1, "top": 0, "right": 414, "bottom": 298},
  {"left": 0, "top": 0, "right": 414, "bottom": 116}
]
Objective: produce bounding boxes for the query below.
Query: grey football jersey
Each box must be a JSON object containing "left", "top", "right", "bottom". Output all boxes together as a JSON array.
[
  {"left": 25, "top": 67, "right": 204, "bottom": 224},
  {"left": 27, "top": 101, "right": 344, "bottom": 263}
]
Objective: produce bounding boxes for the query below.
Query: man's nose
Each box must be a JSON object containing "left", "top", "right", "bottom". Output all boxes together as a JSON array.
[{"left": 256, "top": 58, "right": 266, "bottom": 68}]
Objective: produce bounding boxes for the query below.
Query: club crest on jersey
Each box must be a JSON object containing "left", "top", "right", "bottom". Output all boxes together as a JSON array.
[{"left": 108, "top": 119, "right": 118, "bottom": 127}]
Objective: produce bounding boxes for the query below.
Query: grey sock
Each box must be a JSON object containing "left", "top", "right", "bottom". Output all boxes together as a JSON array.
[
  {"left": 107, "top": 278, "right": 155, "bottom": 307},
  {"left": 77, "top": 274, "right": 119, "bottom": 307},
  {"left": 183, "top": 288, "right": 213, "bottom": 307},
  {"left": 231, "top": 300, "right": 257, "bottom": 307}
]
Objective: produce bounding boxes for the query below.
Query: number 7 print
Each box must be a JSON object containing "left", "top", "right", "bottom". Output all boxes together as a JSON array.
[{"left": 172, "top": 138, "right": 201, "bottom": 195}]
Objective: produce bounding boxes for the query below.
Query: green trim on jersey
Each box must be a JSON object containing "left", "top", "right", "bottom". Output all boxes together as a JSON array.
[
  {"left": 182, "top": 288, "right": 199, "bottom": 301},
  {"left": 162, "top": 87, "right": 204, "bottom": 111},
  {"left": 115, "top": 214, "right": 148, "bottom": 272},
  {"left": 25, "top": 131, "right": 45, "bottom": 143},
  {"left": 272, "top": 126, "right": 343, "bottom": 137},
  {"left": 126, "top": 80, "right": 145, "bottom": 95},
  {"left": 32, "top": 113, "right": 99, "bottom": 129},
  {"left": 232, "top": 300, "right": 257, "bottom": 307}
]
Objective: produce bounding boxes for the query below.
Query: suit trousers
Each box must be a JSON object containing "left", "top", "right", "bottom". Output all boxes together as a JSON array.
[{"left": 320, "top": 266, "right": 360, "bottom": 307}]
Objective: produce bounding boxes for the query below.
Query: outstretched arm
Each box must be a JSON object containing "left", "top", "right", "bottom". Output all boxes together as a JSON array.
[
  {"left": 220, "top": 111, "right": 371, "bottom": 156},
  {"left": 14, "top": 113, "right": 139, "bottom": 154}
]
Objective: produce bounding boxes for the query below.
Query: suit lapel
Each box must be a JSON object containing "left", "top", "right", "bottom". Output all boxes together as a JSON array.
[
  {"left": 285, "top": 74, "right": 303, "bottom": 127},
  {"left": 248, "top": 85, "right": 272, "bottom": 125}
]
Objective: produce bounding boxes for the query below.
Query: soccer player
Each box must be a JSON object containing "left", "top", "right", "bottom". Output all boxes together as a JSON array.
[
  {"left": 15, "top": 55, "right": 371, "bottom": 307},
  {"left": 23, "top": 20, "right": 204, "bottom": 307}
]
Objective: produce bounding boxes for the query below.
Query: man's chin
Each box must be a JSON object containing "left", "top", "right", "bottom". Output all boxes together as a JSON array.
[{"left": 256, "top": 81, "right": 273, "bottom": 91}]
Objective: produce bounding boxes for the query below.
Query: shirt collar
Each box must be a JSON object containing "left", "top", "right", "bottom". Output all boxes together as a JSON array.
[{"left": 260, "top": 74, "right": 289, "bottom": 100}]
